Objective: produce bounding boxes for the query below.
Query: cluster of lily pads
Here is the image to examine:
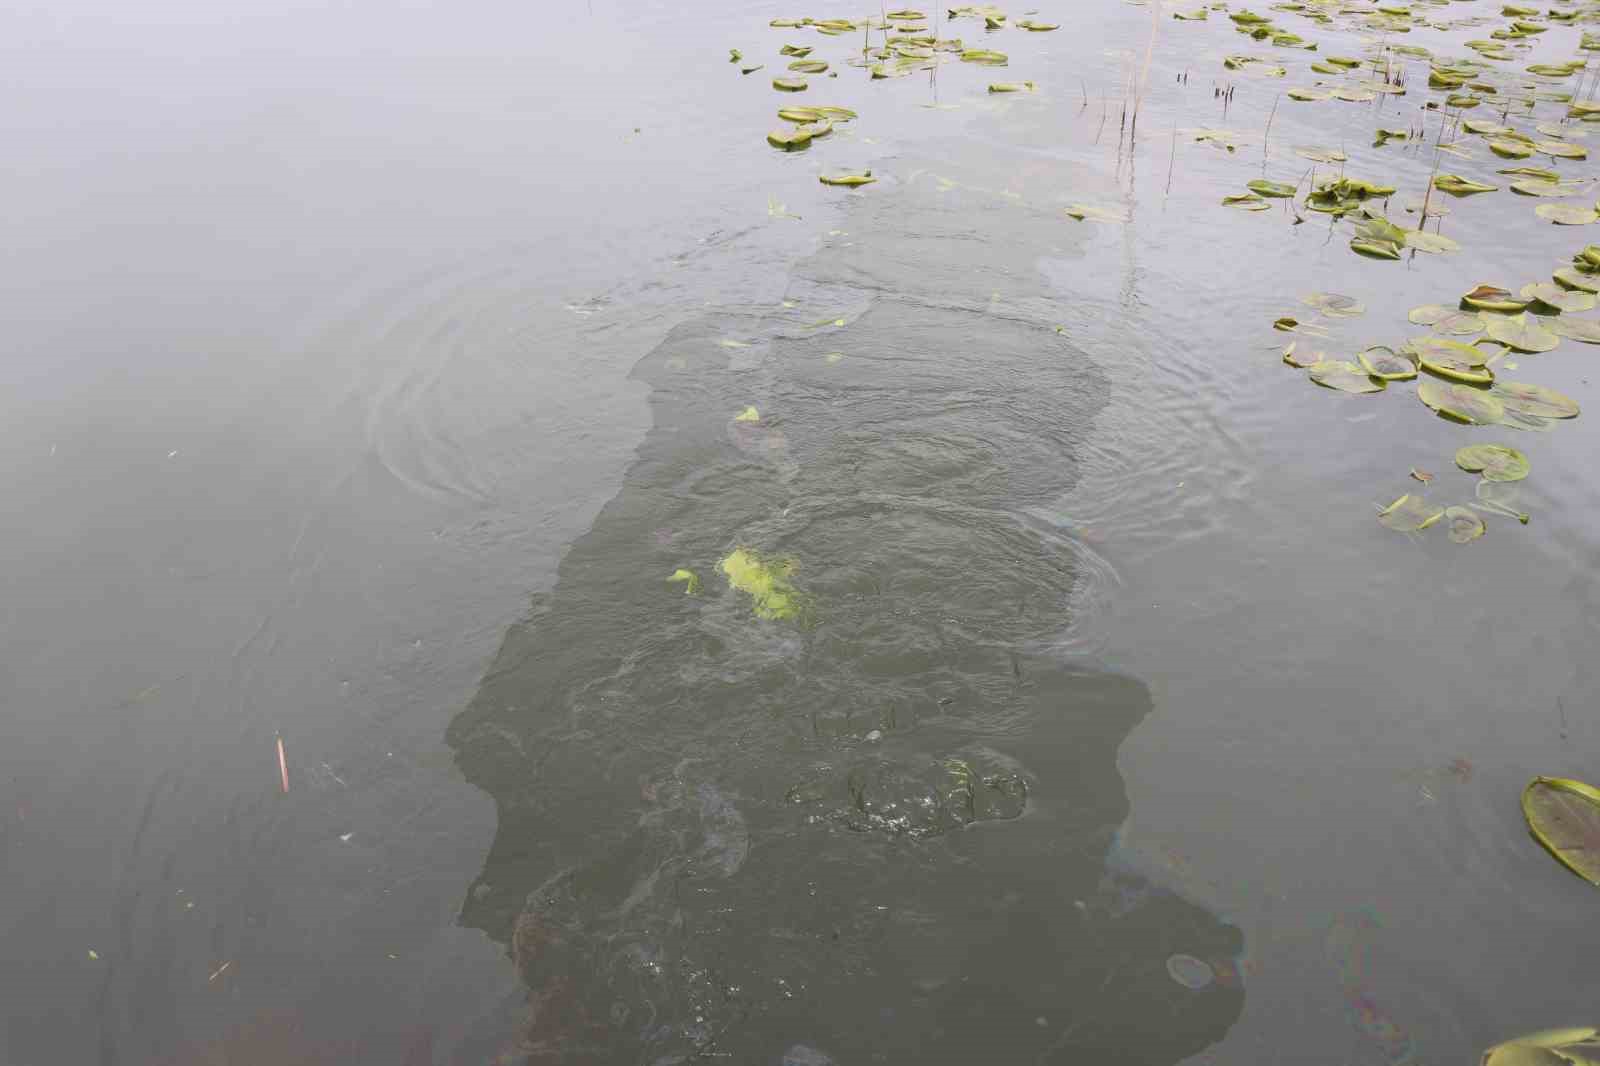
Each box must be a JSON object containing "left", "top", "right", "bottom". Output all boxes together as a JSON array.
[{"left": 738, "top": 6, "right": 1058, "bottom": 188}]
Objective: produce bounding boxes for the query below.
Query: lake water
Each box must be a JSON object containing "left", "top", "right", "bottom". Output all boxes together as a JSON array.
[{"left": 3, "top": 0, "right": 1598, "bottom": 1063}]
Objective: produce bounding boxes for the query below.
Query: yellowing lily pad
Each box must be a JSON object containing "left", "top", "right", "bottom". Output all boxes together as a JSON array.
[
  {"left": 1358, "top": 345, "right": 1417, "bottom": 379},
  {"left": 1378, "top": 493, "right": 1445, "bottom": 531},
  {"left": 1549, "top": 315, "right": 1600, "bottom": 342},
  {"left": 1418, "top": 378, "right": 1505, "bottom": 424},
  {"left": 773, "top": 77, "right": 809, "bottom": 92},
  {"left": 820, "top": 170, "right": 877, "bottom": 187},
  {"left": 1302, "top": 292, "right": 1364, "bottom": 317},
  {"left": 1490, "top": 380, "right": 1580, "bottom": 418},
  {"left": 1522, "top": 777, "right": 1600, "bottom": 886},
  {"left": 1434, "top": 174, "right": 1498, "bottom": 195},
  {"left": 1455, "top": 442, "right": 1529, "bottom": 481},
  {"left": 734, "top": 405, "right": 761, "bottom": 422},
  {"left": 1484, "top": 312, "right": 1559, "bottom": 351},
  {"left": 1248, "top": 179, "right": 1297, "bottom": 198},
  {"left": 1521, "top": 282, "right": 1596, "bottom": 312},
  {"left": 1309, "top": 360, "right": 1385, "bottom": 392},
  {"left": 1462, "top": 284, "right": 1529, "bottom": 312},
  {"left": 1536, "top": 203, "right": 1600, "bottom": 224},
  {"left": 1483, "top": 1027, "right": 1600, "bottom": 1066}
]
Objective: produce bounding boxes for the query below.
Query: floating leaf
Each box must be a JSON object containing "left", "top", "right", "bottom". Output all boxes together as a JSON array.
[
  {"left": 1549, "top": 315, "right": 1600, "bottom": 342},
  {"left": 1446, "top": 506, "right": 1486, "bottom": 543},
  {"left": 1484, "top": 312, "right": 1559, "bottom": 351},
  {"left": 1351, "top": 237, "right": 1403, "bottom": 260},
  {"left": 1553, "top": 267, "right": 1600, "bottom": 293},
  {"left": 1248, "top": 179, "right": 1298, "bottom": 198},
  {"left": 734, "top": 405, "right": 761, "bottom": 422},
  {"left": 1408, "top": 303, "right": 1452, "bottom": 325},
  {"left": 1456, "top": 443, "right": 1530, "bottom": 481},
  {"left": 1434, "top": 173, "right": 1498, "bottom": 195},
  {"left": 1296, "top": 145, "right": 1348, "bottom": 163},
  {"left": 1017, "top": 19, "right": 1059, "bottom": 30},
  {"left": 1410, "top": 468, "right": 1434, "bottom": 482},
  {"left": 1418, "top": 378, "right": 1505, "bottom": 424},
  {"left": 1283, "top": 345, "right": 1329, "bottom": 367},
  {"left": 820, "top": 170, "right": 877, "bottom": 187},
  {"left": 988, "top": 81, "right": 1037, "bottom": 92},
  {"left": 1536, "top": 203, "right": 1600, "bottom": 225},
  {"left": 1359, "top": 345, "right": 1417, "bottom": 379},
  {"left": 1420, "top": 347, "right": 1494, "bottom": 384},
  {"left": 1490, "top": 380, "right": 1579, "bottom": 418},
  {"left": 767, "top": 127, "right": 815, "bottom": 150},
  {"left": 788, "top": 59, "right": 829, "bottom": 74},
  {"left": 1462, "top": 284, "right": 1528, "bottom": 312},
  {"left": 780, "top": 44, "right": 814, "bottom": 57},
  {"left": 730, "top": 48, "right": 742, "bottom": 63},
  {"left": 1302, "top": 292, "right": 1365, "bottom": 317},
  {"left": 1223, "top": 193, "right": 1273, "bottom": 210},
  {"left": 1490, "top": 139, "right": 1535, "bottom": 159},
  {"left": 773, "top": 77, "right": 809, "bottom": 92},
  {"left": 1539, "top": 140, "right": 1589, "bottom": 159},
  {"left": 1520, "top": 282, "right": 1596, "bottom": 312},
  {"left": 667, "top": 568, "right": 702, "bottom": 595},
  {"left": 720, "top": 547, "right": 805, "bottom": 621},
  {"left": 1406, "top": 229, "right": 1461, "bottom": 253},
  {"left": 1064, "top": 203, "right": 1131, "bottom": 223},
  {"left": 1521, "top": 777, "right": 1600, "bottom": 886},
  {"left": 1510, "top": 178, "right": 1582, "bottom": 197},
  {"left": 1309, "top": 360, "right": 1386, "bottom": 392},
  {"left": 1378, "top": 493, "right": 1445, "bottom": 532},
  {"left": 960, "top": 49, "right": 1008, "bottom": 64},
  {"left": 1483, "top": 1027, "right": 1600, "bottom": 1066}
]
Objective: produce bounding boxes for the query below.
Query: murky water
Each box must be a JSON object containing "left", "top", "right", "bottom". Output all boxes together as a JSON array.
[{"left": 4, "top": 0, "right": 1600, "bottom": 1063}]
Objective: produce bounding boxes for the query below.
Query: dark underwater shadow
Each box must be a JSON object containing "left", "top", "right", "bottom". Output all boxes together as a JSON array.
[{"left": 447, "top": 165, "right": 1243, "bottom": 1065}]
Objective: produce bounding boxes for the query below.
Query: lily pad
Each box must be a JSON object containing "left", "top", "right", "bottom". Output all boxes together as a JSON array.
[
  {"left": 1358, "top": 345, "right": 1417, "bottom": 379},
  {"left": 1309, "top": 360, "right": 1386, "bottom": 392},
  {"left": 1484, "top": 312, "right": 1559, "bottom": 351},
  {"left": 1462, "top": 284, "right": 1528, "bottom": 312},
  {"left": 1223, "top": 193, "right": 1272, "bottom": 211},
  {"left": 788, "top": 59, "right": 829, "bottom": 74},
  {"left": 767, "top": 127, "right": 815, "bottom": 150},
  {"left": 1418, "top": 378, "right": 1505, "bottom": 424},
  {"left": 960, "top": 49, "right": 1008, "bottom": 64},
  {"left": 1248, "top": 179, "right": 1298, "bottom": 198},
  {"left": 773, "top": 77, "right": 809, "bottom": 92},
  {"left": 820, "top": 171, "right": 877, "bottom": 187},
  {"left": 1522, "top": 777, "right": 1600, "bottom": 886},
  {"left": 988, "top": 81, "right": 1037, "bottom": 92},
  {"left": 1490, "top": 139, "right": 1536, "bottom": 158},
  {"left": 1420, "top": 349, "right": 1494, "bottom": 384},
  {"left": 1520, "top": 282, "right": 1596, "bottom": 312},
  {"left": 1065, "top": 203, "right": 1131, "bottom": 223},
  {"left": 1405, "top": 229, "right": 1461, "bottom": 253},
  {"left": 1483, "top": 1027, "right": 1600, "bottom": 1066},
  {"left": 734, "top": 405, "right": 761, "bottom": 423},
  {"left": 1536, "top": 203, "right": 1600, "bottom": 225},
  {"left": 1553, "top": 267, "right": 1600, "bottom": 293},
  {"left": 1283, "top": 345, "right": 1329, "bottom": 367},
  {"left": 1296, "top": 145, "right": 1348, "bottom": 163},
  {"left": 720, "top": 547, "right": 805, "bottom": 621},
  {"left": 1434, "top": 174, "right": 1498, "bottom": 196},
  {"left": 1351, "top": 237, "right": 1403, "bottom": 260},
  {"left": 1446, "top": 506, "right": 1486, "bottom": 543},
  {"left": 1455, "top": 442, "right": 1530, "bottom": 481},
  {"left": 1378, "top": 493, "right": 1445, "bottom": 531},
  {"left": 1302, "top": 292, "right": 1365, "bottom": 317},
  {"left": 1549, "top": 315, "right": 1600, "bottom": 342},
  {"left": 1490, "top": 380, "right": 1579, "bottom": 418},
  {"left": 1408, "top": 304, "right": 1453, "bottom": 325},
  {"left": 1539, "top": 140, "right": 1589, "bottom": 159}
]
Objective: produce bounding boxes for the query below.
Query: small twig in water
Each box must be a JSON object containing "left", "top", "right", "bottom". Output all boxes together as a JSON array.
[{"left": 1262, "top": 92, "right": 1281, "bottom": 164}]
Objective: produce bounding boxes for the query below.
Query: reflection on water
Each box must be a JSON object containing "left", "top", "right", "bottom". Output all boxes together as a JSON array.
[{"left": 449, "top": 175, "right": 1244, "bottom": 1061}]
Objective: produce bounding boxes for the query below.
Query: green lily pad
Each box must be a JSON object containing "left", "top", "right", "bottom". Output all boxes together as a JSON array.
[
  {"left": 1358, "top": 345, "right": 1417, "bottom": 379},
  {"left": 1539, "top": 140, "right": 1589, "bottom": 159},
  {"left": 1501, "top": 166, "right": 1563, "bottom": 180},
  {"left": 1520, "top": 282, "right": 1596, "bottom": 312},
  {"left": 1283, "top": 345, "right": 1328, "bottom": 367},
  {"left": 1296, "top": 145, "right": 1348, "bottom": 163},
  {"left": 1490, "top": 139, "right": 1536, "bottom": 158},
  {"left": 1490, "top": 380, "right": 1580, "bottom": 418},
  {"left": 1549, "top": 315, "right": 1600, "bottom": 342},
  {"left": 1408, "top": 303, "right": 1452, "bottom": 325},
  {"left": 820, "top": 170, "right": 877, "bottom": 187},
  {"left": 1378, "top": 493, "right": 1446, "bottom": 532},
  {"left": 720, "top": 547, "right": 805, "bottom": 621},
  {"left": 788, "top": 59, "right": 829, "bottom": 74},
  {"left": 1421, "top": 351, "right": 1494, "bottom": 384},
  {"left": 960, "top": 49, "right": 1008, "bottom": 64},
  {"left": 1484, "top": 312, "right": 1560, "bottom": 351},
  {"left": 1222, "top": 193, "right": 1273, "bottom": 211},
  {"left": 1248, "top": 179, "right": 1298, "bottom": 197},
  {"left": 1510, "top": 178, "right": 1580, "bottom": 197},
  {"left": 1351, "top": 238, "right": 1402, "bottom": 260},
  {"left": 1309, "top": 360, "right": 1385, "bottom": 392},
  {"left": 1406, "top": 229, "right": 1461, "bottom": 253},
  {"left": 1418, "top": 378, "right": 1505, "bottom": 424},
  {"left": 988, "top": 81, "right": 1037, "bottom": 92},
  {"left": 666, "top": 568, "right": 703, "bottom": 594},
  {"left": 1553, "top": 267, "right": 1600, "bottom": 293},
  {"left": 1434, "top": 174, "right": 1498, "bottom": 197},
  {"left": 1464, "top": 119, "right": 1515, "bottom": 135},
  {"left": 1302, "top": 292, "right": 1365, "bottom": 317},
  {"left": 767, "top": 127, "right": 815, "bottom": 150},
  {"left": 780, "top": 44, "right": 814, "bottom": 57},
  {"left": 1064, "top": 203, "right": 1131, "bottom": 223},
  {"left": 1483, "top": 1027, "right": 1600, "bottom": 1066},
  {"left": 1522, "top": 777, "right": 1600, "bottom": 886},
  {"left": 1536, "top": 203, "right": 1600, "bottom": 225},
  {"left": 1462, "top": 284, "right": 1529, "bottom": 312},
  {"left": 1455, "top": 442, "right": 1530, "bottom": 481},
  {"left": 773, "top": 77, "right": 809, "bottom": 92},
  {"left": 1446, "top": 506, "right": 1486, "bottom": 543}
]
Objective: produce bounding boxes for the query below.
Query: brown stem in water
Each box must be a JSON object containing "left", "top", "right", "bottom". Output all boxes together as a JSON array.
[{"left": 1262, "top": 92, "right": 1281, "bottom": 165}]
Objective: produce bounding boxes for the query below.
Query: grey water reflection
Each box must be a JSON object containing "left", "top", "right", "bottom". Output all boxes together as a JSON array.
[{"left": 450, "top": 174, "right": 1244, "bottom": 1062}]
